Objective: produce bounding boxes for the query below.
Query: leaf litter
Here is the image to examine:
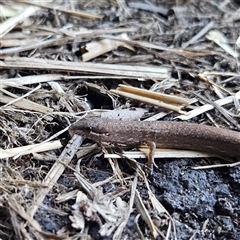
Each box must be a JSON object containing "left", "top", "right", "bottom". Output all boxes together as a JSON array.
[{"left": 0, "top": 0, "right": 240, "bottom": 239}]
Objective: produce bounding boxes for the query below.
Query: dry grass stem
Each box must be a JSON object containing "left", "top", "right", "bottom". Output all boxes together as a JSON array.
[
  {"left": 192, "top": 161, "right": 240, "bottom": 170},
  {"left": 206, "top": 30, "right": 239, "bottom": 58},
  {"left": 1, "top": 74, "right": 68, "bottom": 88},
  {"left": 104, "top": 148, "right": 216, "bottom": 159},
  {"left": 1, "top": 57, "right": 169, "bottom": 79},
  {"left": 118, "top": 84, "right": 192, "bottom": 105},
  {"left": 13, "top": 0, "right": 102, "bottom": 19},
  {"left": 29, "top": 135, "right": 84, "bottom": 217},
  {"left": 82, "top": 35, "right": 134, "bottom": 62},
  {"left": 182, "top": 21, "right": 215, "bottom": 48},
  {"left": 177, "top": 94, "right": 239, "bottom": 120},
  {"left": 111, "top": 89, "right": 187, "bottom": 114},
  {"left": 0, "top": 92, "right": 53, "bottom": 113},
  {"left": 0, "top": 5, "right": 39, "bottom": 38},
  {"left": 134, "top": 190, "right": 159, "bottom": 238},
  {"left": 0, "top": 140, "right": 62, "bottom": 159}
]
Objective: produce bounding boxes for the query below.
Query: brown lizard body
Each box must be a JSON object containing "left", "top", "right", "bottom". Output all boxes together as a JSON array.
[{"left": 69, "top": 118, "right": 240, "bottom": 158}]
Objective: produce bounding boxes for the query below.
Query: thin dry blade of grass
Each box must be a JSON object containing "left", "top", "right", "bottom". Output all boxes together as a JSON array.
[
  {"left": 29, "top": 134, "right": 84, "bottom": 217},
  {"left": 1, "top": 57, "right": 169, "bottom": 79},
  {"left": 206, "top": 30, "right": 239, "bottom": 58},
  {"left": 110, "top": 89, "right": 187, "bottom": 114},
  {"left": 117, "top": 84, "right": 192, "bottom": 105},
  {"left": 0, "top": 140, "right": 62, "bottom": 159},
  {"left": 176, "top": 94, "right": 240, "bottom": 120},
  {"left": 0, "top": 93, "right": 53, "bottom": 113},
  {"left": 82, "top": 35, "right": 134, "bottom": 62},
  {"left": 13, "top": 0, "right": 102, "bottom": 19},
  {"left": 1, "top": 74, "right": 67, "bottom": 88},
  {"left": 0, "top": 5, "right": 39, "bottom": 38},
  {"left": 104, "top": 148, "right": 216, "bottom": 159}
]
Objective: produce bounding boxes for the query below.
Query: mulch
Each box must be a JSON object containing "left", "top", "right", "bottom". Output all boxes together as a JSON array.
[{"left": 0, "top": 1, "right": 240, "bottom": 239}]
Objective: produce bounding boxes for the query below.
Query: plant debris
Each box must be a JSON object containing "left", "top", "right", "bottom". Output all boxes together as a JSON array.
[{"left": 0, "top": 0, "right": 240, "bottom": 239}]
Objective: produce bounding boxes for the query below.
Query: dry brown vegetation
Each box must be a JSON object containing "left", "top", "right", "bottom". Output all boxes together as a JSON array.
[{"left": 0, "top": 0, "right": 240, "bottom": 239}]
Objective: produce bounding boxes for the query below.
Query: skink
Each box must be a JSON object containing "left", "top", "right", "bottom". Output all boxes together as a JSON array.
[{"left": 69, "top": 118, "right": 240, "bottom": 158}]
